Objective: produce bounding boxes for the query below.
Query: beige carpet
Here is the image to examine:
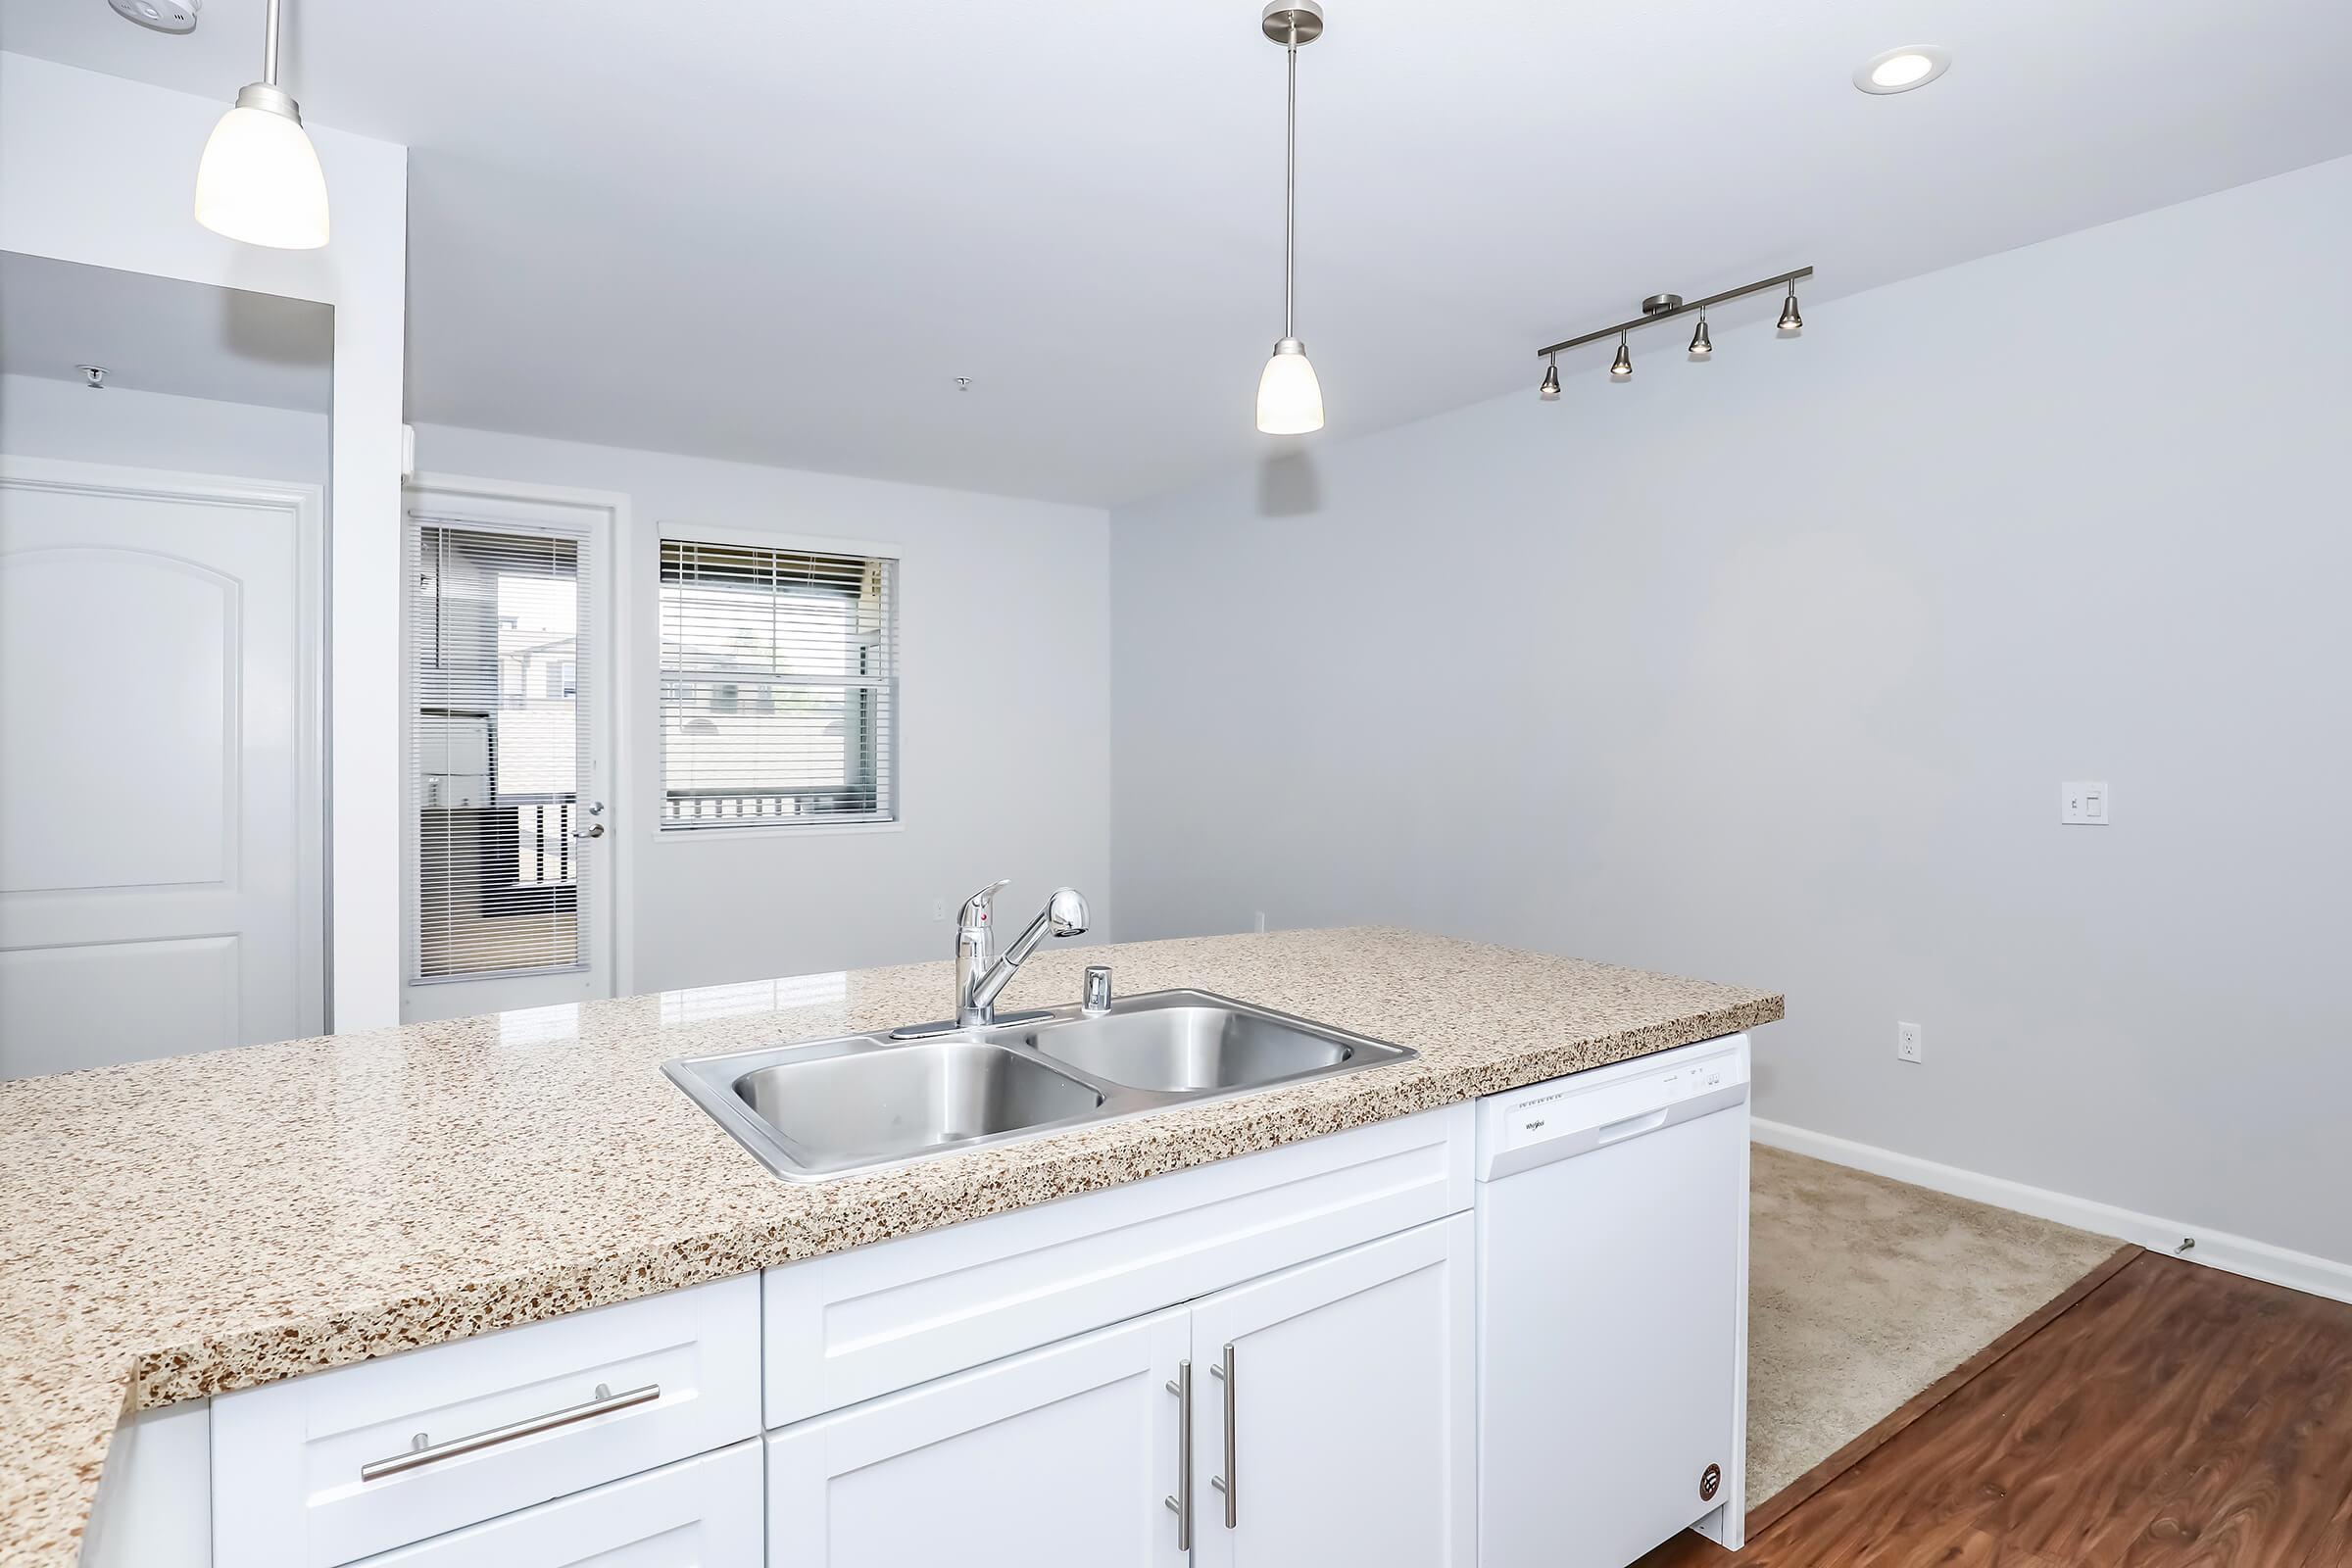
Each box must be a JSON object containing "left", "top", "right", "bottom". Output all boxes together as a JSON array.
[{"left": 1744, "top": 1144, "right": 2122, "bottom": 1508}]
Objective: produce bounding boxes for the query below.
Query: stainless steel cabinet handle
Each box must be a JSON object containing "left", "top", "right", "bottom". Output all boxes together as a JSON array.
[
  {"left": 359, "top": 1381, "right": 659, "bottom": 1482},
  {"left": 1211, "top": 1342, "right": 1238, "bottom": 1528},
  {"left": 1162, "top": 1359, "right": 1193, "bottom": 1550}
]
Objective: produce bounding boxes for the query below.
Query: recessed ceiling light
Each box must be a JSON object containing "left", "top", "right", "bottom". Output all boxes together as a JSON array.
[{"left": 1853, "top": 45, "right": 1951, "bottom": 95}]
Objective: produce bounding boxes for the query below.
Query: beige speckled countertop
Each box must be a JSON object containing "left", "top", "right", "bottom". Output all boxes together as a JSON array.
[{"left": 0, "top": 928, "right": 1780, "bottom": 1565}]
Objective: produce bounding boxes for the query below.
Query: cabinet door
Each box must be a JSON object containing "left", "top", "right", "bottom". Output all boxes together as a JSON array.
[
  {"left": 766, "top": 1307, "right": 1191, "bottom": 1568},
  {"left": 1187, "top": 1213, "right": 1475, "bottom": 1568}
]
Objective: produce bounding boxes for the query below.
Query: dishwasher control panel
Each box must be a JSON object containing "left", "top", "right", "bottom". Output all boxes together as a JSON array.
[{"left": 1475, "top": 1034, "right": 1749, "bottom": 1180}]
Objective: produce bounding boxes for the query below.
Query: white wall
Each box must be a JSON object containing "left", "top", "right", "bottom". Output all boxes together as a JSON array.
[
  {"left": 0, "top": 52, "right": 409, "bottom": 1030},
  {"left": 0, "top": 374, "right": 327, "bottom": 486},
  {"left": 1109, "top": 155, "right": 2352, "bottom": 1269},
  {"left": 411, "top": 422, "right": 1112, "bottom": 992}
]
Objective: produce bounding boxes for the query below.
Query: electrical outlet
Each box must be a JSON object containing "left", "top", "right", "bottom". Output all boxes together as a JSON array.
[
  {"left": 2061, "top": 781, "right": 2110, "bottom": 825},
  {"left": 1896, "top": 1021, "right": 1924, "bottom": 1063},
  {"left": 930, "top": 898, "right": 947, "bottom": 921},
  {"left": 1252, "top": 910, "right": 1268, "bottom": 934}
]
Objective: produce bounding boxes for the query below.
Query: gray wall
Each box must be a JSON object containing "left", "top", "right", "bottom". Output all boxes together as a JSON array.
[
  {"left": 1109, "top": 155, "right": 2352, "bottom": 1267},
  {"left": 412, "top": 422, "right": 1113, "bottom": 992},
  {"left": 0, "top": 373, "right": 327, "bottom": 485}
]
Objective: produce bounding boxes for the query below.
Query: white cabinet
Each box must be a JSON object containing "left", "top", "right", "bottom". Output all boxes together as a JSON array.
[
  {"left": 213, "top": 1274, "right": 761, "bottom": 1568},
  {"left": 763, "top": 1212, "right": 1476, "bottom": 1568},
  {"left": 761, "top": 1104, "right": 1472, "bottom": 1428},
  {"left": 766, "top": 1308, "right": 1193, "bottom": 1568},
  {"left": 351, "top": 1441, "right": 761, "bottom": 1567},
  {"left": 1187, "top": 1213, "right": 1476, "bottom": 1568}
]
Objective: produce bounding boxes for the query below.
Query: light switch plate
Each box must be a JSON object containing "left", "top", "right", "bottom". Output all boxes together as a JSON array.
[{"left": 2061, "top": 781, "right": 2110, "bottom": 825}]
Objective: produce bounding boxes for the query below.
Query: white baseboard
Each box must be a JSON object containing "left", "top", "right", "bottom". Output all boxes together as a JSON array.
[{"left": 1751, "top": 1116, "right": 2352, "bottom": 1307}]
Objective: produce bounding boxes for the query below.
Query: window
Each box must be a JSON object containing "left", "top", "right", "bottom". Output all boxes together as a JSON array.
[{"left": 658, "top": 539, "right": 898, "bottom": 829}]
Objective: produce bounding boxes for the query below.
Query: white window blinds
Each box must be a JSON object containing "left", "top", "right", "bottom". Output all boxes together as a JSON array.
[
  {"left": 659, "top": 539, "right": 898, "bottom": 829},
  {"left": 408, "top": 521, "right": 592, "bottom": 979}
]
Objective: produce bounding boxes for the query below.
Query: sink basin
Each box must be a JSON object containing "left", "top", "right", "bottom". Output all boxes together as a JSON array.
[
  {"left": 997, "top": 998, "right": 1377, "bottom": 1093},
  {"left": 664, "top": 989, "right": 1414, "bottom": 1182},
  {"left": 729, "top": 1039, "right": 1103, "bottom": 1175}
]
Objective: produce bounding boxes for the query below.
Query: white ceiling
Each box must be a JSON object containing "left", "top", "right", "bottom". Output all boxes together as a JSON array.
[
  {"left": 7, "top": 0, "right": 2350, "bottom": 506},
  {"left": 0, "top": 249, "right": 332, "bottom": 410}
]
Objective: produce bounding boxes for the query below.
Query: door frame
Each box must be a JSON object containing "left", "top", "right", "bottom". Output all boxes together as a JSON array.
[
  {"left": 400, "top": 472, "right": 633, "bottom": 1019},
  {"left": 0, "top": 453, "right": 327, "bottom": 1038}
]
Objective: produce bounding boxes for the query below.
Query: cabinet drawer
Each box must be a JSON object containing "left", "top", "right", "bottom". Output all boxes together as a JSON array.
[
  {"left": 351, "top": 1440, "right": 761, "bottom": 1567},
  {"left": 215, "top": 1273, "right": 760, "bottom": 1568},
  {"left": 763, "top": 1104, "right": 1472, "bottom": 1428}
]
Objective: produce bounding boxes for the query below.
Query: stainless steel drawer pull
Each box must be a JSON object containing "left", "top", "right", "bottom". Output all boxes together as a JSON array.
[
  {"left": 359, "top": 1381, "right": 661, "bottom": 1482},
  {"left": 1162, "top": 1359, "right": 1193, "bottom": 1550}
]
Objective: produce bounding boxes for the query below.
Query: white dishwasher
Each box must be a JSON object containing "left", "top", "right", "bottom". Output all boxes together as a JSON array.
[{"left": 1476, "top": 1033, "right": 1751, "bottom": 1568}]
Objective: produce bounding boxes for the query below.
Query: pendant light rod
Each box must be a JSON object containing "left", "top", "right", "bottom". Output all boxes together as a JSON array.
[
  {"left": 262, "top": 0, "right": 281, "bottom": 85},
  {"left": 1535, "top": 266, "right": 1814, "bottom": 359},
  {"left": 1284, "top": 37, "right": 1297, "bottom": 338}
]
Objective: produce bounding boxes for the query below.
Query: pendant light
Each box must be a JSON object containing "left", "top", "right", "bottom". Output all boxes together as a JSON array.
[
  {"left": 195, "top": 0, "right": 329, "bottom": 249},
  {"left": 1255, "top": 3, "right": 1326, "bottom": 435},
  {"left": 1777, "top": 285, "right": 1803, "bottom": 334}
]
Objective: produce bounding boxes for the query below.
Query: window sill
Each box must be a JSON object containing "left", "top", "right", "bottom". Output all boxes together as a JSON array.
[{"left": 652, "top": 819, "right": 906, "bottom": 843}]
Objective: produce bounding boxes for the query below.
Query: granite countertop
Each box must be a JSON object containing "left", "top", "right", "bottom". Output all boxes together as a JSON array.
[{"left": 0, "top": 927, "right": 1781, "bottom": 1565}]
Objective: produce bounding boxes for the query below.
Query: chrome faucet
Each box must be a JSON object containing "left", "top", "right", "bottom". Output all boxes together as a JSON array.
[
  {"left": 953, "top": 880, "right": 1091, "bottom": 1029},
  {"left": 887, "top": 879, "right": 1093, "bottom": 1040}
]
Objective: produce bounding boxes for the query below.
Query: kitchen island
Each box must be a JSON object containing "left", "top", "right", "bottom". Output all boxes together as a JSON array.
[{"left": 0, "top": 928, "right": 1781, "bottom": 1566}]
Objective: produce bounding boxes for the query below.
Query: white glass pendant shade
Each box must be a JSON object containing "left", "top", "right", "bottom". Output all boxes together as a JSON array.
[
  {"left": 195, "top": 86, "right": 329, "bottom": 249},
  {"left": 1255, "top": 339, "right": 1324, "bottom": 434}
]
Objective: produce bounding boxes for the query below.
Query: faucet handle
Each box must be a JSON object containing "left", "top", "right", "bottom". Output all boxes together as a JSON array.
[{"left": 959, "top": 879, "right": 1012, "bottom": 931}]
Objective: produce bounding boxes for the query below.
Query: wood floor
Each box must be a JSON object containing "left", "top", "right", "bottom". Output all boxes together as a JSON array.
[{"left": 1640, "top": 1251, "right": 2352, "bottom": 1567}]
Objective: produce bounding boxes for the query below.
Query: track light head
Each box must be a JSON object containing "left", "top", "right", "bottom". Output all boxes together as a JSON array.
[
  {"left": 1539, "top": 359, "right": 1560, "bottom": 401},
  {"left": 1610, "top": 334, "right": 1633, "bottom": 379},
  {"left": 1778, "top": 288, "right": 1803, "bottom": 334},
  {"left": 1688, "top": 316, "right": 1712, "bottom": 359}
]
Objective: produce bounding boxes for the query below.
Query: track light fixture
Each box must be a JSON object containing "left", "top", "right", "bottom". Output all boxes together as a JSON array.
[
  {"left": 1539, "top": 357, "right": 1560, "bottom": 401},
  {"left": 1532, "top": 267, "right": 1813, "bottom": 394}
]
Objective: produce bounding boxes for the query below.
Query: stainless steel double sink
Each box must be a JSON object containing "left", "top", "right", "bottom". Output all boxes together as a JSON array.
[{"left": 663, "top": 989, "right": 1415, "bottom": 1182}]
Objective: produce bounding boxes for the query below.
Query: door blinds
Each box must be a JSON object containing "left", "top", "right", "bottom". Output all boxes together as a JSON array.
[
  {"left": 408, "top": 520, "right": 591, "bottom": 980},
  {"left": 658, "top": 540, "right": 898, "bottom": 829}
]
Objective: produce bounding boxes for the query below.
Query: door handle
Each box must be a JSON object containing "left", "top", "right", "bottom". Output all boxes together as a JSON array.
[
  {"left": 573, "top": 822, "right": 606, "bottom": 840},
  {"left": 1209, "top": 1342, "right": 1237, "bottom": 1528},
  {"left": 1596, "top": 1106, "right": 1669, "bottom": 1145},
  {"left": 1162, "top": 1359, "right": 1192, "bottom": 1550}
]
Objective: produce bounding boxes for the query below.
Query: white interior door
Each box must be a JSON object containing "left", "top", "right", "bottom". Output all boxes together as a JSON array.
[
  {"left": 1187, "top": 1214, "right": 1477, "bottom": 1568},
  {"left": 402, "top": 485, "right": 613, "bottom": 1020},
  {"left": 0, "top": 457, "right": 322, "bottom": 1075}
]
